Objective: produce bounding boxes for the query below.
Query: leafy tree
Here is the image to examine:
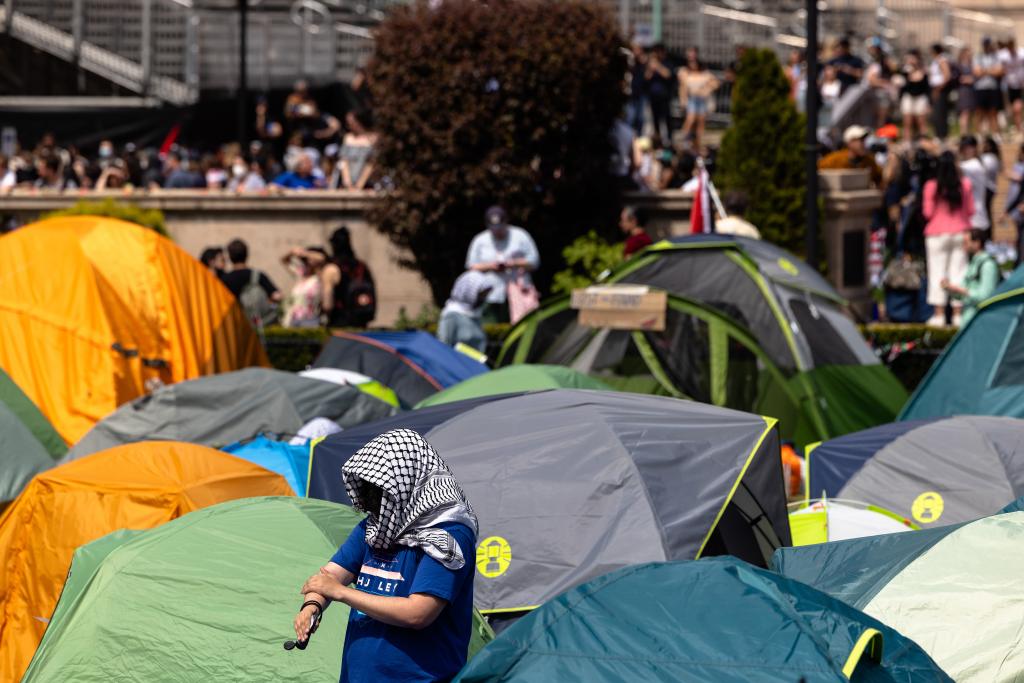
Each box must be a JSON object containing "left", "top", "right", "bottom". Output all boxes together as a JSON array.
[
  {"left": 43, "top": 198, "right": 168, "bottom": 236},
  {"left": 369, "top": 0, "right": 627, "bottom": 303},
  {"left": 551, "top": 231, "right": 624, "bottom": 295},
  {"left": 717, "top": 48, "right": 807, "bottom": 257}
]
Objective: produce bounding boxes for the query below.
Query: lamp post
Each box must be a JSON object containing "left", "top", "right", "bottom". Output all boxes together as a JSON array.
[{"left": 805, "top": 0, "right": 819, "bottom": 266}]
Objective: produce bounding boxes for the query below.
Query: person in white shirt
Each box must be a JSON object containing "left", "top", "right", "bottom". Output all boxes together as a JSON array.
[
  {"left": 464, "top": 206, "right": 540, "bottom": 323},
  {"left": 959, "top": 135, "right": 991, "bottom": 230},
  {"left": 981, "top": 136, "right": 1002, "bottom": 229},
  {"left": 0, "top": 154, "right": 15, "bottom": 194},
  {"left": 1000, "top": 38, "right": 1024, "bottom": 135}
]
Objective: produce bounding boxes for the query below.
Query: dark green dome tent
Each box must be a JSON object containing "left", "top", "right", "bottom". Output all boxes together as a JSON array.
[
  {"left": 309, "top": 390, "right": 791, "bottom": 618},
  {"left": 454, "top": 557, "right": 951, "bottom": 682},
  {"left": 499, "top": 236, "right": 907, "bottom": 445},
  {"left": 65, "top": 368, "right": 395, "bottom": 460},
  {"left": 902, "top": 266, "right": 1024, "bottom": 421},
  {"left": 0, "top": 369, "right": 66, "bottom": 504},
  {"left": 415, "top": 364, "right": 612, "bottom": 408},
  {"left": 24, "top": 497, "right": 493, "bottom": 681}
]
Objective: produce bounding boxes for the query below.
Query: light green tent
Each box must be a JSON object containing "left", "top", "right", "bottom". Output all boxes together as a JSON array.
[
  {"left": 0, "top": 368, "right": 66, "bottom": 458},
  {"left": 415, "top": 364, "right": 612, "bottom": 408},
  {"left": 24, "top": 497, "right": 493, "bottom": 681}
]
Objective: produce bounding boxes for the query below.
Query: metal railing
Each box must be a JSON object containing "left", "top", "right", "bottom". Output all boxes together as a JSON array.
[{"left": 2, "top": 0, "right": 198, "bottom": 104}]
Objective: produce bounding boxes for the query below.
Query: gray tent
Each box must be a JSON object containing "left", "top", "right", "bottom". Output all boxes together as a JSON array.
[
  {"left": 67, "top": 368, "right": 396, "bottom": 460},
  {"left": 807, "top": 415, "right": 1024, "bottom": 527},
  {"left": 309, "top": 390, "right": 791, "bottom": 616}
]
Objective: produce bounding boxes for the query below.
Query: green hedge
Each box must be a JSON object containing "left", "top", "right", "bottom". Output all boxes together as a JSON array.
[{"left": 43, "top": 198, "right": 168, "bottom": 235}]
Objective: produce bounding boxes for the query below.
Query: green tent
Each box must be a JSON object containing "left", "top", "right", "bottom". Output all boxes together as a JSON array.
[
  {"left": 499, "top": 235, "right": 907, "bottom": 446},
  {"left": 24, "top": 497, "right": 493, "bottom": 681},
  {"left": 0, "top": 401, "right": 56, "bottom": 504},
  {"left": 0, "top": 368, "right": 66, "bottom": 458},
  {"left": 415, "top": 365, "right": 612, "bottom": 408},
  {"left": 902, "top": 266, "right": 1024, "bottom": 420},
  {"left": 454, "top": 557, "right": 951, "bottom": 682}
]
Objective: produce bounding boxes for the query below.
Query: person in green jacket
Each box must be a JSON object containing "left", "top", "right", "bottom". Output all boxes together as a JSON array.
[{"left": 942, "top": 228, "right": 1000, "bottom": 325}]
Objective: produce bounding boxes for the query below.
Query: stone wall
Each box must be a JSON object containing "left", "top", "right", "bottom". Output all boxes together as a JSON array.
[{"left": 0, "top": 185, "right": 880, "bottom": 323}]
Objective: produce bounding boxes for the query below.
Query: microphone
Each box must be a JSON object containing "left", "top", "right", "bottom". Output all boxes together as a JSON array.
[{"left": 284, "top": 609, "right": 322, "bottom": 651}]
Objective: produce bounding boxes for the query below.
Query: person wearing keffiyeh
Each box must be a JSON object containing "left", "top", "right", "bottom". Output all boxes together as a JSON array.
[
  {"left": 436, "top": 270, "right": 492, "bottom": 353},
  {"left": 295, "top": 429, "right": 478, "bottom": 683}
]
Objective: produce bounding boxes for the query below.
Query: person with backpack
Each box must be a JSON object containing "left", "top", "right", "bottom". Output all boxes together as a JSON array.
[
  {"left": 942, "top": 228, "right": 1000, "bottom": 326},
  {"left": 221, "top": 238, "right": 282, "bottom": 329},
  {"left": 322, "top": 226, "right": 377, "bottom": 328}
]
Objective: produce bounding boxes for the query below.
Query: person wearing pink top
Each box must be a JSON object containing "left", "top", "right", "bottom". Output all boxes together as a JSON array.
[{"left": 922, "top": 150, "right": 974, "bottom": 325}]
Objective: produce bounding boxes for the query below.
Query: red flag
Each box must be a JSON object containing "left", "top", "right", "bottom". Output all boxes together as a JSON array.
[
  {"left": 690, "top": 165, "right": 712, "bottom": 234},
  {"left": 690, "top": 167, "right": 704, "bottom": 234},
  {"left": 159, "top": 123, "right": 182, "bottom": 156}
]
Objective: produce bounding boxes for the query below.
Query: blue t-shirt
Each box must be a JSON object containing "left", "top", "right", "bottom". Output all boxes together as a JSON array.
[
  {"left": 331, "top": 520, "right": 476, "bottom": 683},
  {"left": 271, "top": 171, "right": 318, "bottom": 189}
]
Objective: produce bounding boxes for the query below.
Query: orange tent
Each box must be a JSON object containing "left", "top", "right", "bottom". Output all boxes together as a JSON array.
[
  {"left": 0, "top": 441, "right": 293, "bottom": 681},
  {"left": 0, "top": 216, "right": 267, "bottom": 445}
]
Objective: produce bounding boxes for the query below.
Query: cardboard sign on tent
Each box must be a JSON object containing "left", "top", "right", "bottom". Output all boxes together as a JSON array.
[
  {"left": 0, "top": 441, "right": 293, "bottom": 681},
  {"left": 499, "top": 235, "right": 907, "bottom": 446},
  {"left": 773, "top": 503, "right": 1024, "bottom": 682},
  {"left": 309, "top": 389, "right": 791, "bottom": 617},
  {"left": 902, "top": 265, "right": 1024, "bottom": 420},
  {"left": 24, "top": 497, "right": 494, "bottom": 682},
  {"left": 66, "top": 367, "right": 395, "bottom": 460},
  {"left": 0, "top": 216, "right": 268, "bottom": 445},
  {"left": 454, "top": 557, "right": 952, "bottom": 682},
  {"left": 805, "top": 416, "right": 1024, "bottom": 527}
]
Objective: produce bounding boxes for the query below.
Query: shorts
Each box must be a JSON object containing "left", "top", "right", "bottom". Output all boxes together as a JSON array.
[
  {"left": 975, "top": 88, "right": 1002, "bottom": 111},
  {"left": 900, "top": 94, "right": 930, "bottom": 117},
  {"left": 687, "top": 96, "right": 709, "bottom": 116},
  {"left": 1009, "top": 87, "right": 1023, "bottom": 103}
]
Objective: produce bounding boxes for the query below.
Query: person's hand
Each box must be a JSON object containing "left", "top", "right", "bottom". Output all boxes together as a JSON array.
[
  {"left": 301, "top": 568, "right": 344, "bottom": 601},
  {"left": 293, "top": 603, "right": 321, "bottom": 642},
  {"left": 940, "top": 278, "right": 950, "bottom": 290}
]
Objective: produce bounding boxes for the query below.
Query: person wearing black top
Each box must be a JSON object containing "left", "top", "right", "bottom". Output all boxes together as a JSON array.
[
  {"left": 220, "top": 239, "right": 281, "bottom": 302},
  {"left": 900, "top": 49, "right": 932, "bottom": 142},
  {"left": 644, "top": 43, "right": 674, "bottom": 143},
  {"left": 828, "top": 38, "right": 865, "bottom": 94},
  {"left": 322, "top": 226, "right": 377, "bottom": 328}
]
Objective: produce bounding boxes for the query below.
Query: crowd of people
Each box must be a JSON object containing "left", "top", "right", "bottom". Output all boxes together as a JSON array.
[
  {"left": 200, "top": 227, "right": 378, "bottom": 332},
  {"left": 0, "top": 76, "right": 379, "bottom": 195}
]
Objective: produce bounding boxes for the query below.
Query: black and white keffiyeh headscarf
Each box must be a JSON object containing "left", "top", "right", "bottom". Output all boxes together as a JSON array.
[{"left": 342, "top": 429, "right": 478, "bottom": 570}]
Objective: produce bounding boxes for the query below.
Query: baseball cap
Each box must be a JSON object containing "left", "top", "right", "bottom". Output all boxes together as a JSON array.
[
  {"left": 843, "top": 125, "right": 871, "bottom": 144},
  {"left": 875, "top": 124, "right": 899, "bottom": 140},
  {"left": 485, "top": 206, "right": 508, "bottom": 230}
]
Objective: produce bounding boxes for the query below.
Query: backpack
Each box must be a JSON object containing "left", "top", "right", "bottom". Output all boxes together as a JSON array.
[
  {"left": 339, "top": 261, "right": 376, "bottom": 325},
  {"left": 240, "top": 269, "right": 278, "bottom": 328}
]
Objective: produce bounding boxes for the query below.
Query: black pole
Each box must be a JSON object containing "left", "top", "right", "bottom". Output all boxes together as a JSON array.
[
  {"left": 237, "top": 0, "right": 248, "bottom": 143},
  {"left": 805, "top": 0, "right": 819, "bottom": 266}
]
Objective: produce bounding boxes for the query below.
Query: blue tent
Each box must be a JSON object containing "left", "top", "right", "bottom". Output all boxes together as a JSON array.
[
  {"left": 455, "top": 557, "right": 951, "bottom": 682},
  {"left": 222, "top": 435, "right": 310, "bottom": 496},
  {"left": 805, "top": 415, "right": 1024, "bottom": 527},
  {"left": 902, "top": 266, "right": 1024, "bottom": 420},
  {"left": 312, "top": 331, "right": 488, "bottom": 408},
  {"left": 773, "top": 500, "right": 1024, "bottom": 682}
]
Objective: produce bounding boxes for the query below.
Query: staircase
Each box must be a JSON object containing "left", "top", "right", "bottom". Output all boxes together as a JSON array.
[{"left": 0, "top": 0, "right": 198, "bottom": 106}]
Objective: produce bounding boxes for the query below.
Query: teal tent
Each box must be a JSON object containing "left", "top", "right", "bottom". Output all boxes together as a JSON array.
[
  {"left": 455, "top": 557, "right": 951, "bottom": 682},
  {"left": 415, "top": 364, "right": 612, "bottom": 408},
  {"left": 773, "top": 503, "right": 1024, "bottom": 682},
  {"left": 25, "top": 497, "right": 493, "bottom": 681},
  {"left": 902, "top": 266, "right": 1024, "bottom": 420},
  {"left": 0, "top": 401, "right": 55, "bottom": 504},
  {"left": 0, "top": 368, "right": 66, "bottom": 458}
]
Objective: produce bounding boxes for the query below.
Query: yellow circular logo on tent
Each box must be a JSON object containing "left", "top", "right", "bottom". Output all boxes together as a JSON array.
[
  {"left": 476, "top": 536, "right": 512, "bottom": 578},
  {"left": 911, "top": 492, "right": 944, "bottom": 524},
  {"left": 777, "top": 258, "right": 799, "bottom": 276}
]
